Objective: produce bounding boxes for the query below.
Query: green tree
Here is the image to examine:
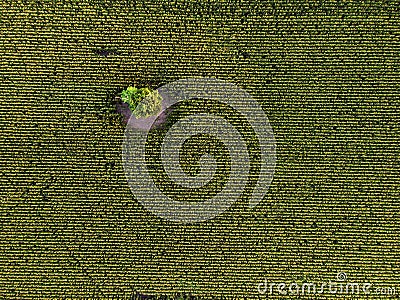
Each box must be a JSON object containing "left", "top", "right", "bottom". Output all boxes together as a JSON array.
[
  {"left": 133, "top": 90, "right": 162, "bottom": 118},
  {"left": 120, "top": 86, "right": 162, "bottom": 118}
]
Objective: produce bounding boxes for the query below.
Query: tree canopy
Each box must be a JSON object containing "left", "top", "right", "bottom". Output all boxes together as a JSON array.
[{"left": 120, "top": 86, "right": 162, "bottom": 118}]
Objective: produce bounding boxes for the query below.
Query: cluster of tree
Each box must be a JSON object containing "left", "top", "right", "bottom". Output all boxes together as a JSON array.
[{"left": 121, "top": 86, "right": 162, "bottom": 118}]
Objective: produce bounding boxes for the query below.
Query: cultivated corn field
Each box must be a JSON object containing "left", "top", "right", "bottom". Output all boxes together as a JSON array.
[{"left": 1, "top": 0, "right": 399, "bottom": 299}]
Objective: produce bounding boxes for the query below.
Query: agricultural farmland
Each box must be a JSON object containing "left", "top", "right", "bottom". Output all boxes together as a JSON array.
[{"left": 1, "top": 0, "right": 399, "bottom": 299}]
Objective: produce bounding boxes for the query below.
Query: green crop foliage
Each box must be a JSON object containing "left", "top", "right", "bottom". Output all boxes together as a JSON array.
[{"left": 121, "top": 86, "right": 162, "bottom": 118}]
